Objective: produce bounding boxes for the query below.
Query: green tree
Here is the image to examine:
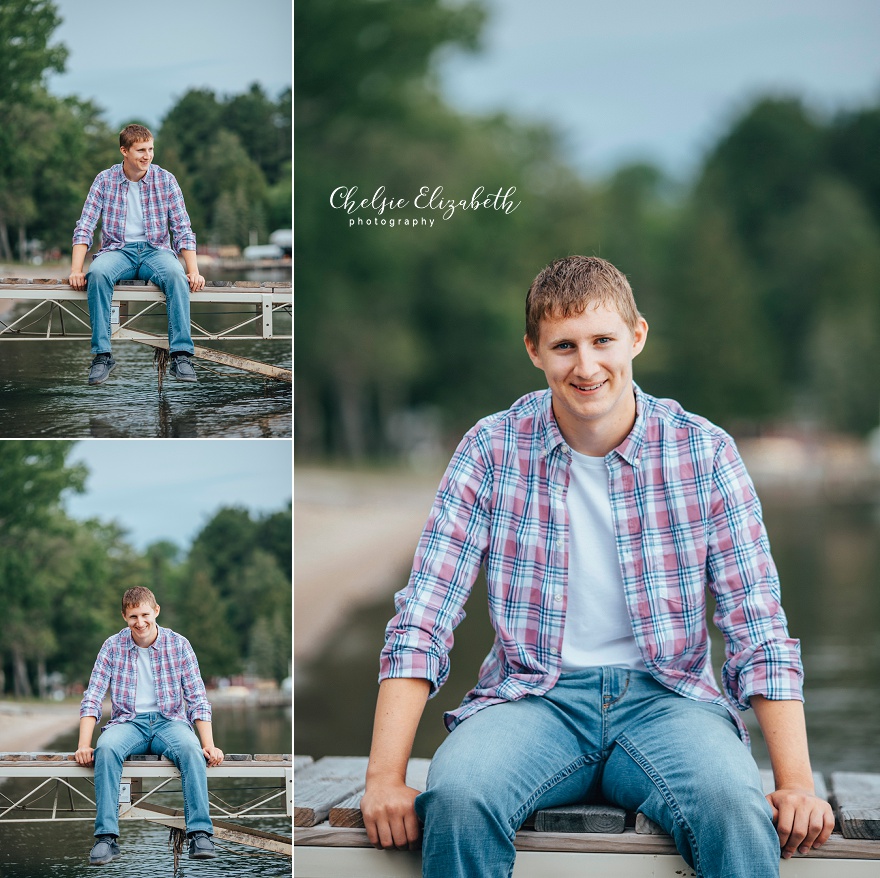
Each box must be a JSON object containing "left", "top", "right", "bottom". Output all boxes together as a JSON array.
[
  {"left": 0, "top": 0, "right": 66, "bottom": 102},
  {"left": 0, "top": 441, "right": 85, "bottom": 536}
]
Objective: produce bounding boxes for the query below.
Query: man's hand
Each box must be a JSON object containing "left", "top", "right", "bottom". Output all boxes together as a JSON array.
[
  {"left": 186, "top": 272, "right": 205, "bottom": 292},
  {"left": 202, "top": 746, "right": 224, "bottom": 767},
  {"left": 69, "top": 271, "right": 87, "bottom": 291},
  {"left": 74, "top": 746, "right": 95, "bottom": 766},
  {"left": 766, "top": 787, "right": 835, "bottom": 858},
  {"left": 361, "top": 778, "right": 422, "bottom": 851}
]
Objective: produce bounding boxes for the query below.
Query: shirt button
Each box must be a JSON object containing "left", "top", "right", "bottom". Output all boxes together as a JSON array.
[
  {"left": 554, "top": 594, "right": 563, "bottom": 602},
  {"left": 549, "top": 647, "right": 558, "bottom": 655},
  {"left": 555, "top": 538, "right": 563, "bottom": 547},
  {"left": 561, "top": 445, "right": 570, "bottom": 454}
]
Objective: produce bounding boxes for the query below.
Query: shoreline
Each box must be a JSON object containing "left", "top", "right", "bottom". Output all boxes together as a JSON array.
[
  {"left": 0, "top": 701, "right": 82, "bottom": 753},
  {"left": 294, "top": 465, "right": 442, "bottom": 662},
  {"left": 0, "top": 694, "right": 289, "bottom": 754}
]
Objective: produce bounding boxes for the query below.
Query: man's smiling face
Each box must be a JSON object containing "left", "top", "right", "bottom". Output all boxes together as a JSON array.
[
  {"left": 123, "top": 601, "right": 160, "bottom": 647},
  {"left": 120, "top": 139, "right": 154, "bottom": 181},
  {"left": 524, "top": 302, "right": 648, "bottom": 455}
]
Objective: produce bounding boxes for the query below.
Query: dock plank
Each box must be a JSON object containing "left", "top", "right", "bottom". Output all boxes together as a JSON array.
[
  {"left": 329, "top": 759, "right": 431, "bottom": 828},
  {"left": 294, "top": 755, "right": 314, "bottom": 772},
  {"left": 294, "top": 823, "right": 880, "bottom": 860},
  {"left": 294, "top": 757, "right": 369, "bottom": 827},
  {"left": 534, "top": 804, "right": 626, "bottom": 834},
  {"left": 831, "top": 772, "right": 880, "bottom": 840}
]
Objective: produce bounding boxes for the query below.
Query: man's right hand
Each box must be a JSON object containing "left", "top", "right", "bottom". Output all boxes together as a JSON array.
[
  {"left": 74, "top": 746, "right": 95, "bottom": 766},
  {"left": 361, "top": 778, "right": 422, "bottom": 851},
  {"left": 68, "top": 271, "right": 87, "bottom": 290}
]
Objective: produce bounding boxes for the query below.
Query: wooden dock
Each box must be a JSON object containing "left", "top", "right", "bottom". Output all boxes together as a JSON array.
[
  {"left": 0, "top": 278, "right": 292, "bottom": 381},
  {"left": 293, "top": 755, "right": 880, "bottom": 877},
  {"left": 0, "top": 751, "right": 292, "bottom": 858}
]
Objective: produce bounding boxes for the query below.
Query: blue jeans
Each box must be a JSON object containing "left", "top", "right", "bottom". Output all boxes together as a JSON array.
[
  {"left": 87, "top": 243, "right": 194, "bottom": 355},
  {"left": 93, "top": 713, "right": 212, "bottom": 837},
  {"left": 416, "top": 668, "right": 778, "bottom": 878}
]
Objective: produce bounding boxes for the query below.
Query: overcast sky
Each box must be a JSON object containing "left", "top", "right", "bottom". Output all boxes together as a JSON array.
[
  {"left": 48, "top": 0, "right": 292, "bottom": 129},
  {"left": 438, "top": 0, "right": 880, "bottom": 177},
  {"left": 64, "top": 440, "right": 292, "bottom": 551}
]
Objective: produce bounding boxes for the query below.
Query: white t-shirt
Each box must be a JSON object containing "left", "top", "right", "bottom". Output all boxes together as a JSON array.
[
  {"left": 125, "top": 181, "right": 149, "bottom": 243},
  {"left": 135, "top": 646, "right": 160, "bottom": 714},
  {"left": 560, "top": 449, "right": 647, "bottom": 672}
]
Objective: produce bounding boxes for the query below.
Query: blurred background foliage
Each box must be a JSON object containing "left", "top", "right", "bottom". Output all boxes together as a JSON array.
[
  {"left": 295, "top": 0, "right": 880, "bottom": 456},
  {"left": 0, "top": 442, "right": 292, "bottom": 697},
  {"left": 0, "top": 0, "right": 291, "bottom": 260}
]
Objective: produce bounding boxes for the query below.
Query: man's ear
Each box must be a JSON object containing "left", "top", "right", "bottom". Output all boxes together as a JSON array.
[
  {"left": 524, "top": 334, "right": 543, "bottom": 370},
  {"left": 153, "top": 605, "right": 161, "bottom": 619},
  {"left": 631, "top": 318, "right": 649, "bottom": 359}
]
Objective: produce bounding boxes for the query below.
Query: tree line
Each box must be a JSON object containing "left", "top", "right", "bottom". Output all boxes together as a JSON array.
[
  {"left": 295, "top": 0, "right": 880, "bottom": 456},
  {"left": 0, "top": 442, "right": 292, "bottom": 698},
  {"left": 0, "top": 0, "right": 291, "bottom": 261}
]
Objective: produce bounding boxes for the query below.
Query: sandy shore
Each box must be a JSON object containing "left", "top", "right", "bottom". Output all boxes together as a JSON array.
[
  {"left": 0, "top": 262, "right": 69, "bottom": 318},
  {"left": 294, "top": 466, "right": 443, "bottom": 661},
  {"left": 0, "top": 701, "right": 82, "bottom": 753}
]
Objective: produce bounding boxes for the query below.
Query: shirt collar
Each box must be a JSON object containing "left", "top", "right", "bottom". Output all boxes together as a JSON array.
[
  {"left": 538, "top": 383, "right": 648, "bottom": 466},
  {"left": 537, "top": 389, "right": 568, "bottom": 459},
  {"left": 113, "top": 162, "right": 152, "bottom": 184},
  {"left": 613, "top": 382, "right": 648, "bottom": 466},
  {"left": 124, "top": 625, "right": 163, "bottom": 651}
]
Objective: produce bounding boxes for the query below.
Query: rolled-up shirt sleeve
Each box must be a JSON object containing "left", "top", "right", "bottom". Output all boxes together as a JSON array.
[
  {"left": 72, "top": 175, "right": 105, "bottom": 249},
  {"left": 178, "top": 637, "right": 212, "bottom": 724},
  {"left": 165, "top": 174, "right": 197, "bottom": 254},
  {"left": 379, "top": 430, "right": 493, "bottom": 696},
  {"left": 80, "top": 639, "right": 113, "bottom": 722},
  {"left": 707, "top": 440, "right": 804, "bottom": 709}
]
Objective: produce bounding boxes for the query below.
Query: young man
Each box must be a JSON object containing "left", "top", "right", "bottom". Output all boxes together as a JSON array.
[
  {"left": 75, "top": 586, "right": 223, "bottom": 866},
  {"left": 68, "top": 124, "right": 205, "bottom": 386},
  {"left": 361, "top": 256, "right": 834, "bottom": 878}
]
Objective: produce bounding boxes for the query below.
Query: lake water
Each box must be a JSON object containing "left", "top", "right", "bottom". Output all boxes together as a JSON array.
[
  {"left": 294, "top": 496, "right": 880, "bottom": 776},
  {"left": 0, "top": 270, "right": 291, "bottom": 438},
  {"left": 0, "top": 706, "right": 292, "bottom": 878}
]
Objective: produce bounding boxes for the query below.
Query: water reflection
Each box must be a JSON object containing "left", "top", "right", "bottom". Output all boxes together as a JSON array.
[
  {"left": 0, "top": 335, "right": 291, "bottom": 438},
  {"left": 294, "top": 498, "right": 880, "bottom": 775}
]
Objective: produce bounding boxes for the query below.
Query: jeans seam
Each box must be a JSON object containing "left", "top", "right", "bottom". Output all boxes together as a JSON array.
[
  {"left": 615, "top": 734, "right": 705, "bottom": 878},
  {"left": 508, "top": 752, "right": 603, "bottom": 831}
]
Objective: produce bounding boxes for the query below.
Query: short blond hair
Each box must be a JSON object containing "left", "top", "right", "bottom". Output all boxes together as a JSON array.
[
  {"left": 119, "top": 124, "right": 153, "bottom": 149},
  {"left": 526, "top": 255, "right": 642, "bottom": 345},
  {"left": 122, "top": 586, "right": 158, "bottom": 614}
]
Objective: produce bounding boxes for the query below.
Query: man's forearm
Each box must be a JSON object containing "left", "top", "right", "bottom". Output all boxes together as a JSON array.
[
  {"left": 366, "top": 678, "right": 431, "bottom": 784},
  {"left": 194, "top": 719, "right": 215, "bottom": 750},
  {"left": 181, "top": 249, "right": 199, "bottom": 275},
  {"left": 77, "top": 716, "right": 97, "bottom": 749},
  {"left": 70, "top": 243, "right": 89, "bottom": 276},
  {"left": 751, "top": 694, "right": 835, "bottom": 857},
  {"left": 750, "top": 695, "right": 814, "bottom": 789}
]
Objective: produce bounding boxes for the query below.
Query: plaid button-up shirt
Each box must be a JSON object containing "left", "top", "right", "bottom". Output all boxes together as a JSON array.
[
  {"left": 80, "top": 626, "right": 212, "bottom": 729},
  {"left": 379, "top": 385, "right": 803, "bottom": 739},
  {"left": 72, "top": 163, "right": 197, "bottom": 256}
]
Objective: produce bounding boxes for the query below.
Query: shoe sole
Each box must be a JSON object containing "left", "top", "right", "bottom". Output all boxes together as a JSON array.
[
  {"left": 189, "top": 852, "right": 217, "bottom": 859},
  {"left": 88, "top": 363, "right": 116, "bottom": 386},
  {"left": 89, "top": 853, "right": 120, "bottom": 866}
]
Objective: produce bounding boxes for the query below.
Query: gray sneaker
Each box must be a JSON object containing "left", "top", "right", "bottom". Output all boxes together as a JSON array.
[
  {"left": 188, "top": 831, "right": 216, "bottom": 859},
  {"left": 170, "top": 355, "right": 198, "bottom": 383},
  {"left": 89, "top": 835, "right": 120, "bottom": 865},
  {"left": 88, "top": 353, "right": 116, "bottom": 386}
]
